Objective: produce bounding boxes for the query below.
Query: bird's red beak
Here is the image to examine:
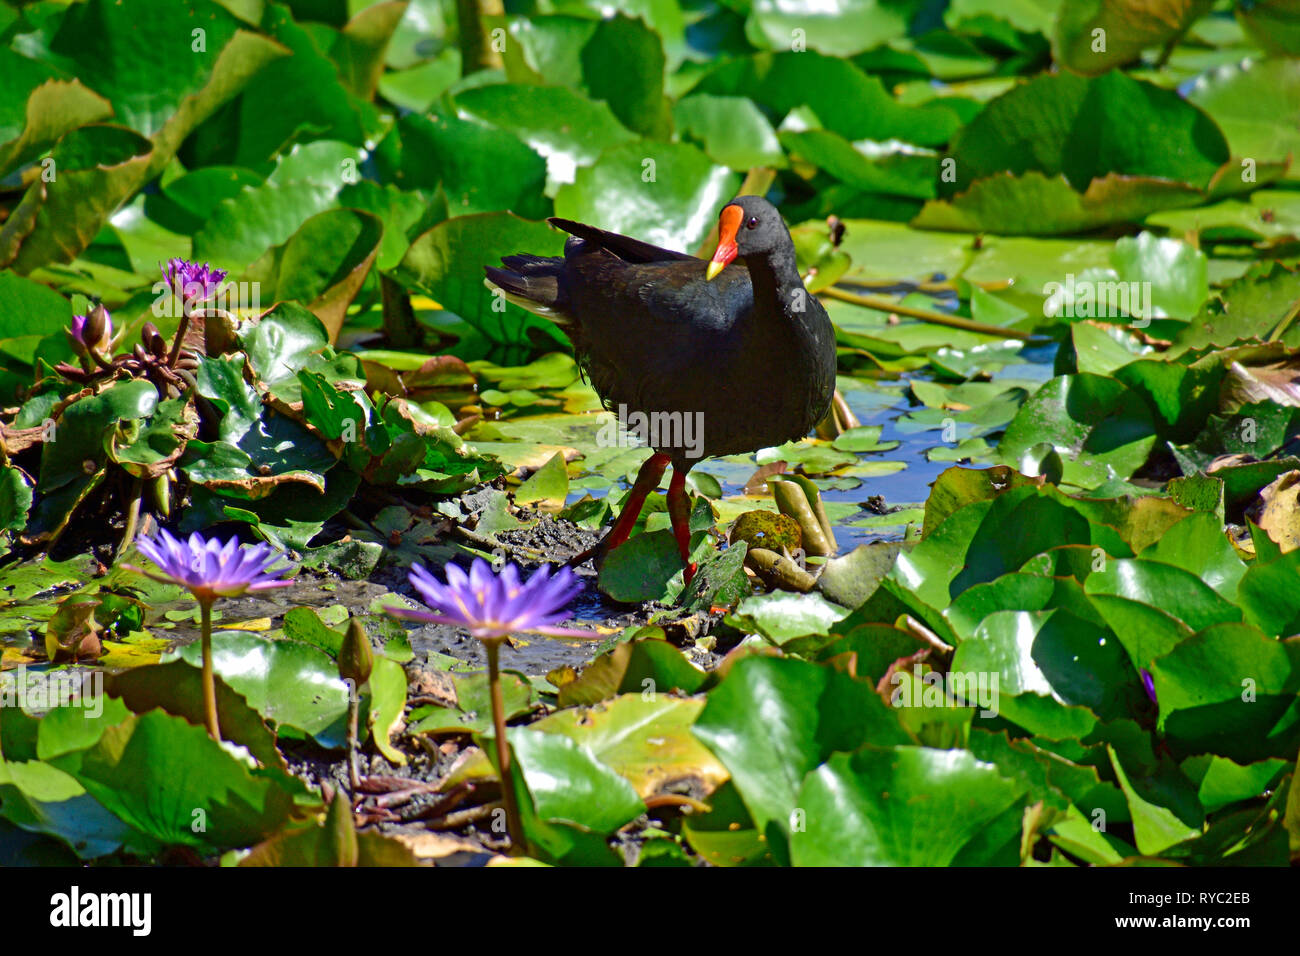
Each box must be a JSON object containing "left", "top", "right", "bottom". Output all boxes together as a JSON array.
[{"left": 706, "top": 205, "right": 743, "bottom": 281}]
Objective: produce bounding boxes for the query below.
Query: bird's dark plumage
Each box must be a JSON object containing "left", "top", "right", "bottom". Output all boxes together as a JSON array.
[{"left": 485, "top": 196, "right": 837, "bottom": 470}]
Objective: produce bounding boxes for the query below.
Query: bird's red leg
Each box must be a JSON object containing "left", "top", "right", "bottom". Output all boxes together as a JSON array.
[
  {"left": 603, "top": 452, "right": 671, "bottom": 552},
  {"left": 666, "top": 465, "right": 698, "bottom": 587}
]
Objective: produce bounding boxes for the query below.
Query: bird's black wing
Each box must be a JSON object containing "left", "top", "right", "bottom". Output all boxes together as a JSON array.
[{"left": 547, "top": 218, "right": 697, "bottom": 265}]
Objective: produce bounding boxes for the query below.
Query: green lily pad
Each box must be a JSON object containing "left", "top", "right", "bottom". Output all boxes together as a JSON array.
[
  {"left": 1151, "top": 622, "right": 1300, "bottom": 763},
  {"left": 397, "top": 211, "right": 566, "bottom": 347},
  {"left": 506, "top": 725, "right": 644, "bottom": 848},
  {"left": 0, "top": 52, "right": 112, "bottom": 180},
  {"left": 1186, "top": 56, "right": 1300, "bottom": 180},
  {"left": 0, "top": 755, "right": 148, "bottom": 860},
  {"left": 242, "top": 207, "right": 382, "bottom": 342},
  {"left": 3, "top": 123, "right": 153, "bottom": 275},
  {"left": 1238, "top": 549, "right": 1300, "bottom": 637},
  {"left": 553, "top": 141, "right": 738, "bottom": 254},
  {"left": 673, "top": 94, "right": 785, "bottom": 171},
  {"left": 1085, "top": 557, "right": 1242, "bottom": 635},
  {"left": 1054, "top": 0, "right": 1213, "bottom": 75},
  {"left": 171, "top": 632, "right": 351, "bottom": 748},
  {"left": 581, "top": 14, "right": 670, "bottom": 139},
  {"left": 725, "top": 591, "right": 849, "bottom": 644},
  {"left": 940, "top": 70, "right": 1228, "bottom": 197},
  {"left": 378, "top": 110, "right": 548, "bottom": 215},
  {"left": 557, "top": 638, "right": 709, "bottom": 708},
  {"left": 193, "top": 140, "right": 365, "bottom": 273},
  {"left": 532, "top": 694, "right": 727, "bottom": 799},
  {"left": 745, "top": 0, "right": 910, "bottom": 56},
  {"left": 954, "top": 607, "right": 1146, "bottom": 730},
  {"left": 1107, "top": 745, "right": 1201, "bottom": 856},
  {"left": 831, "top": 425, "right": 901, "bottom": 453},
  {"left": 791, "top": 745, "right": 1029, "bottom": 866},
  {"left": 410, "top": 667, "right": 536, "bottom": 735},
  {"left": 48, "top": 709, "right": 298, "bottom": 851},
  {"left": 695, "top": 51, "right": 962, "bottom": 146},
  {"left": 694, "top": 654, "right": 913, "bottom": 862},
  {"left": 515, "top": 451, "right": 569, "bottom": 508},
  {"left": 596, "top": 526, "right": 711, "bottom": 605},
  {"left": 37, "top": 379, "right": 158, "bottom": 494},
  {"left": 915, "top": 169, "right": 1205, "bottom": 235},
  {"left": 1000, "top": 373, "right": 1157, "bottom": 487},
  {"left": 105, "top": 660, "right": 284, "bottom": 770},
  {"left": 0, "top": 271, "right": 72, "bottom": 365},
  {"left": 452, "top": 82, "right": 635, "bottom": 190},
  {"left": 781, "top": 129, "right": 937, "bottom": 200}
]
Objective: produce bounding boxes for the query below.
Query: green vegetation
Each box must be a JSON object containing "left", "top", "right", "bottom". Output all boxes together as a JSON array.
[{"left": 1, "top": 0, "right": 1299, "bottom": 867}]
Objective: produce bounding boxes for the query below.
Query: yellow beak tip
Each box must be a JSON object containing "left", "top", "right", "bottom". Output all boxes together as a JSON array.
[{"left": 705, "top": 260, "right": 726, "bottom": 281}]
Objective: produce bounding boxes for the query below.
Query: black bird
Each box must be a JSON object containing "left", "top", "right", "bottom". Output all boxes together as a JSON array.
[{"left": 486, "top": 195, "right": 837, "bottom": 584}]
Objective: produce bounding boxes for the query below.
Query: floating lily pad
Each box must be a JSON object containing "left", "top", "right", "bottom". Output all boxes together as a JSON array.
[{"left": 1000, "top": 373, "right": 1158, "bottom": 487}]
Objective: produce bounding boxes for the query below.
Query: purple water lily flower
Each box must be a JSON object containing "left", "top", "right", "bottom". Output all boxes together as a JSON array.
[
  {"left": 389, "top": 558, "right": 587, "bottom": 641},
  {"left": 127, "top": 529, "right": 293, "bottom": 602},
  {"left": 387, "top": 557, "right": 587, "bottom": 849},
  {"left": 162, "top": 258, "right": 227, "bottom": 303},
  {"left": 125, "top": 529, "right": 293, "bottom": 742},
  {"left": 1141, "top": 669, "right": 1157, "bottom": 705}
]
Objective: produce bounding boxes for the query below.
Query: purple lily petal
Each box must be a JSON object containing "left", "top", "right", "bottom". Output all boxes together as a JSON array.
[
  {"left": 162, "top": 258, "right": 228, "bottom": 303},
  {"left": 129, "top": 530, "right": 294, "bottom": 601},
  {"left": 1141, "top": 669, "right": 1157, "bottom": 705},
  {"left": 390, "top": 558, "right": 587, "bottom": 642}
]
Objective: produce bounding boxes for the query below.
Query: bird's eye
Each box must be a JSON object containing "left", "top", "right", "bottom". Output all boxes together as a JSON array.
[{"left": 746, "top": 217, "right": 759, "bottom": 230}]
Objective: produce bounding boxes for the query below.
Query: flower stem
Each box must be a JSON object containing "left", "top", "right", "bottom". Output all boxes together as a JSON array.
[
  {"left": 167, "top": 307, "right": 192, "bottom": 368},
  {"left": 114, "top": 477, "right": 144, "bottom": 563},
  {"left": 347, "top": 683, "right": 362, "bottom": 791},
  {"left": 485, "top": 638, "right": 524, "bottom": 852},
  {"left": 199, "top": 599, "right": 221, "bottom": 741}
]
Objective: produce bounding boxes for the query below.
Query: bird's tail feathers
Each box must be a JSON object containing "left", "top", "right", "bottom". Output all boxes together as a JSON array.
[{"left": 483, "top": 258, "right": 569, "bottom": 324}]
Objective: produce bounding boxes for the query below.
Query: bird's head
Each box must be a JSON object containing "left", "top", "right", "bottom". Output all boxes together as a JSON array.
[{"left": 706, "top": 195, "right": 787, "bottom": 281}]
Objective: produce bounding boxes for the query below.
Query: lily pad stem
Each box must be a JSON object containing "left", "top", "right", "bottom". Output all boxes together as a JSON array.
[
  {"left": 452, "top": 524, "right": 549, "bottom": 563},
  {"left": 823, "top": 285, "right": 1038, "bottom": 341}
]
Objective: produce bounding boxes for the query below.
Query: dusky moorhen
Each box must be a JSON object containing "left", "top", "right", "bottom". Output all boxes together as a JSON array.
[{"left": 485, "top": 195, "right": 836, "bottom": 585}]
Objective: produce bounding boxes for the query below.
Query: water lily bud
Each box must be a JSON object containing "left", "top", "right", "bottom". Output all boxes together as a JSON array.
[
  {"left": 338, "top": 619, "right": 373, "bottom": 687},
  {"left": 83, "top": 302, "right": 112, "bottom": 354},
  {"left": 74, "top": 629, "right": 103, "bottom": 662},
  {"left": 142, "top": 322, "right": 168, "bottom": 358},
  {"left": 66, "top": 319, "right": 88, "bottom": 358},
  {"left": 150, "top": 472, "right": 171, "bottom": 519}
]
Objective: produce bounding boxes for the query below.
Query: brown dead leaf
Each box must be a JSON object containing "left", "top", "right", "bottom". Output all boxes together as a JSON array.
[
  {"left": 407, "top": 664, "right": 458, "bottom": 708},
  {"left": 743, "top": 461, "right": 787, "bottom": 496},
  {"left": 1249, "top": 469, "right": 1300, "bottom": 552},
  {"left": 391, "top": 830, "right": 484, "bottom": 861},
  {"left": 0, "top": 426, "right": 45, "bottom": 453},
  {"left": 1226, "top": 359, "right": 1300, "bottom": 407}
]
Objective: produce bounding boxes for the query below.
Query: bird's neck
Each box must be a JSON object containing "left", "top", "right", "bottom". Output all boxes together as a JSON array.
[{"left": 744, "top": 245, "right": 807, "bottom": 323}]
